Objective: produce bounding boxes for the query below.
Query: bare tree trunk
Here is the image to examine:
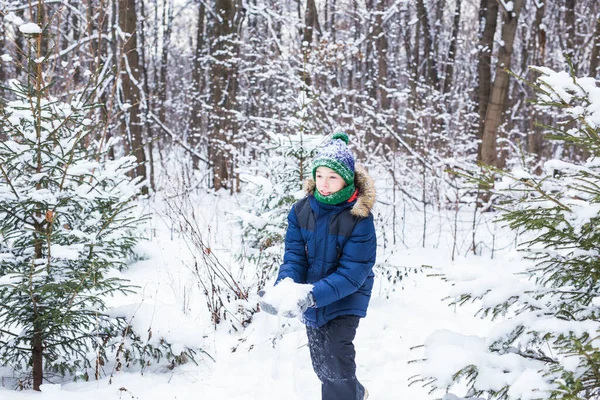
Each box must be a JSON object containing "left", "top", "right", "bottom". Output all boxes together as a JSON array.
[
  {"left": 407, "top": 6, "right": 421, "bottom": 145},
  {"left": 303, "top": 0, "right": 322, "bottom": 47},
  {"left": 157, "top": 0, "right": 173, "bottom": 122},
  {"left": 86, "top": 0, "right": 99, "bottom": 66},
  {"left": 346, "top": 0, "right": 359, "bottom": 114},
  {"left": 365, "top": 0, "right": 375, "bottom": 99},
  {"left": 481, "top": 0, "right": 525, "bottom": 167},
  {"left": 210, "top": 0, "right": 242, "bottom": 191},
  {"left": 190, "top": 2, "right": 206, "bottom": 170},
  {"left": 415, "top": 0, "right": 439, "bottom": 88},
  {"left": 324, "top": 0, "right": 328, "bottom": 33},
  {"left": 331, "top": 0, "right": 336, "bottom": 42},
  {"left": 139, "top": 0, "right": 155, "bottom": 191},
  {"left": 476, "top": 0, "right": 498, "bottom": 161},
  {"left": 119, "top": 0, "right": 148, "bottom": 192},
  {"left": 296, "top": 0, "right": 303, "bottom": 39},
  {"left": 31, "top": 326, "right": 43, "bottom": 390},
  {"left": 526, "top": 1, "right": 547, "bottom": 164},
  {"left": 105, "top": 0, "right": 119, "bottom": 161},
  {"left": 413, "top": 10, "right": 420, "bottom": 81},
  {"left": 564, "top": 0, "right": 576, "bottom": 70},
  {"left": 302, "top": 0, "right": 321, "bottom": 87},
  {"left": 0, "top": 11, "right": 5, "bottom": 98},
  {"left": 443, "top": 0, "right": 462, "bottom": 95},
  {"left": 590, "top": 13, "right": 600, "bottom": 78},
  {"left": 376, "top": 0, "right": 389, "bottom": 109}
]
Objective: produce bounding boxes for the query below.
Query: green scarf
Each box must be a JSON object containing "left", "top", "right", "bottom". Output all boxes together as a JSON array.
[{"left": 314, "top": 184, "right": 356, "bottom": 205}]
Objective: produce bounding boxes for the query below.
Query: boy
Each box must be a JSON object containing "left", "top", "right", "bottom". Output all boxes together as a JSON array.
[{"left": 260, "top": 132, "right": 377, "bottom": 400}]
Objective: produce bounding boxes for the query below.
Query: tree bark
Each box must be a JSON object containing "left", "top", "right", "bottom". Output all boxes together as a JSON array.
[
  {"left": 564, "top": 0, "right": 576, "bottom": 69},
  {"left": 590, "top": 13, "right": 600, "bottom": 78},
  {"left": 526, "top": 1, "right": 547, "bottom": 163},
  {"left": 324, "top": 0, "right": 328, "bottom": 33},
  {"left": 373, "top": 0, "right": 390, "bottom": 110},
  {"left": 481, "top": 0, "right": 525, "bottom": 167},
  {"left": 139, "top": 0, "right": 156, "bottom": 191},
  {"left": 0, "top": 11, "right": 5, "bottom": 100},
  {"left": 331, "top": 0, "right": 336, "bottom": 42},
  {"left": 443, "top": 0, "right": 462, "bottom": 95},
  {"left": 190, "top": 2, "right": 206, "bottom": 170},
  {"left": 210, "top": 0, "right": 242, "bottom": 191},
  {"left": 119, "top": 0, "right": 148, "bottom": 192},
  {"left": 157, "top": 0, "right": 173, "bottom": 123},
  {"left": 32, "top": 329, "right": 43, "bottom": 390},
  {"left": 86, "top": 0, "right": 107, "bottom": 81},
  {"left": 303, "top": 0, "right": 321, "bottom": 47},
  {"left": 476, "top": 0, "right": 498, "bottom": 161},
  {"left": 302, "top": 0, "right": 321, "bottom": 87},
  {"left": 415, "top": 0, "right": 439, "bottom": 88}
]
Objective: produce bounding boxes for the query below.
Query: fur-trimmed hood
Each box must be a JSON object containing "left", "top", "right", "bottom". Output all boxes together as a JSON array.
[{"left": 303, "top": 164, "right": 376, "bottom": 218}]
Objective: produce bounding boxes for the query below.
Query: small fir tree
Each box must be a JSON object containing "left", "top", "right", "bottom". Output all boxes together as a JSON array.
[
  {"left": 417, "top": 67, "right": 600, "bottom": 399},
  {"left": 0, "top": 21, "right": 197, "bottom": 390}
]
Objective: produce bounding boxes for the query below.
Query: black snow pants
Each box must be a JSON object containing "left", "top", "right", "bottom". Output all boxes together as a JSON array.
[{"left": 306, "top": 315, "right": 366, "bottom": 400}]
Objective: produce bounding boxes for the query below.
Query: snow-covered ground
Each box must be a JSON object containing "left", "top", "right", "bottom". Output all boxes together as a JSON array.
[{"left": 0, "top": 188, "right": 510, "bottom": 399}]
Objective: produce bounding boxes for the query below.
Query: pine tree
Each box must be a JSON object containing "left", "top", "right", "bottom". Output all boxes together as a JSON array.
[
  {"left": 418, "top": 67, "right": 600, "bottom": 399},
  {"left": 0, "top": 22, "right": 145, "bottom": 390}
]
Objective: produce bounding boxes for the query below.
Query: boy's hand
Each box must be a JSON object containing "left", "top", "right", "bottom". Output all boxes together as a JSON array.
[
  {"left": 258, "top": 290, "right": 279, "bottom": 315},
  {"left": 258, "top": 281, "right": 315, "bottom": 318},
  {"left": 281, "top": 292, "right": 315, "bottom": 318}
]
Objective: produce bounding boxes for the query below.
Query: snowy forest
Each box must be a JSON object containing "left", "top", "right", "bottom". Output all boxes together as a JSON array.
[{"left": 2, "top": 0, "right": 600, "bottom": 399}]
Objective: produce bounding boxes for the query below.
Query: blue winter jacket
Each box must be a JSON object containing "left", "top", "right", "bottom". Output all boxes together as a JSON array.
[{"left": 276, "top": 165, "right": 377, "bottom": 328}]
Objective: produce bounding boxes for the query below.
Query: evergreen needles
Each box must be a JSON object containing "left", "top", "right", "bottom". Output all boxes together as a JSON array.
[{"left": 418, "top": 67, "right": 600, "bottom": 399}]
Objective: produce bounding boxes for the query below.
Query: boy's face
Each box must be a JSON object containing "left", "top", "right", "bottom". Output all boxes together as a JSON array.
[{"left": 315, "top": 167, "right": 346, "bottom": 196}]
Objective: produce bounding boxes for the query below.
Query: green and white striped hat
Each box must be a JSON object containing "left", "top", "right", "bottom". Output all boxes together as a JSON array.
[{"left": 311, "top": 132, "right": 355, "bottom": 185}]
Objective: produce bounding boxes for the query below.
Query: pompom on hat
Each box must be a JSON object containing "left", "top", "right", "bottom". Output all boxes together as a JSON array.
[{"left": 311, "top": 132, "right": 355, "bottom": 186}]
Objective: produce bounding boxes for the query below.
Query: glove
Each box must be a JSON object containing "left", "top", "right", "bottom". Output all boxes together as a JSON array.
[
  {"left": 258, "top": 289, "right": 316, "bottom": 318},
  {"left": 281, "top": 292, "right": 315, "bottom": 318},
  {"left": 282, "top": 293, "right": 316, "bottom": 318},
  {"left": 258, "top": 290, "right": 279, "bottom": 315}
]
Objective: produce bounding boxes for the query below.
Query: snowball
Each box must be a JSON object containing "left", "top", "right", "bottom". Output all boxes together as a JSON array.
[
  {"left": 261, "top": 278, "right": 313, "bottom": 317},
  {"left": 19, "top": 23, "right": 42, "bottom": 34}
]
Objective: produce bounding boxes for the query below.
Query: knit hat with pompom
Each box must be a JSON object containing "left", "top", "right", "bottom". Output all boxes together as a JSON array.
[
  {"left": 311, "top": 133, "right": 356, "bottom": 205},
  {"left": 311, "top": 132, "right": 355, "bottom": 186}
]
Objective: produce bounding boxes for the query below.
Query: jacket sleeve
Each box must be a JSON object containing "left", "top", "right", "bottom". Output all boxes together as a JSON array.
[
  {"left": 275, "top": 205, "right": 309, "bottom": 284},
  {"left": 311, "top": 214, "right": 376, "bottom": 307}
]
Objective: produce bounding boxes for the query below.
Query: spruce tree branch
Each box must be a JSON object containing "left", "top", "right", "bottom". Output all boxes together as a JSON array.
[
  {"left": 0, "top": 341, "right": 30, "bottom": 351},
  {"left": 0, "top": 328, "right": 18, "bottom": 337},
  {"left": 578, "top": 339, "right": 600, "bottom": 385},
  {"left": 0, "top": 164, "right": 19, "bottom": 199},
  {"left": 509, "top": 176, "right": 572, "bottom": 212},
  {"left": 55, "top": 116, "right": 87, "bottom": 191},
  {"left": 512, "top": 348, "right": 558, "bottom": 364},
  {"left": 64, "top": 203, "right": 131, "bottom": 310},
  {"left": 45, "top": 334, "right": 94, "bottom": 347}
]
